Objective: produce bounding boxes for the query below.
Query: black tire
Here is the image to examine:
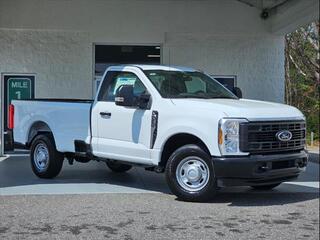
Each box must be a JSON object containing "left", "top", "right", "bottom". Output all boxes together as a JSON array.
[
  {"left": 251, "top": 183, "right": 281, "bottom": 190},
  {"left": 106, "top": 161, "right": 132, "bottom": 173},
  {"left": 30, "top": 134, "right": 64, "bottom": 179},
  {"left": 165, "top": 144, "right": 218, "bottom": 202}
]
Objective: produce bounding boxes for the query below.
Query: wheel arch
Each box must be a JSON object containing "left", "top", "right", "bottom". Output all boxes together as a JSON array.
[
  {"left": 159, "top": 133, "right": 211, "bottom": 168},
  {"left": 26, "top": 121, "right": 55, "bottom": 148}
]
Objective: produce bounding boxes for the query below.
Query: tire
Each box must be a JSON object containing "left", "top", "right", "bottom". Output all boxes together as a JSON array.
[
  {"left": 165, "top": 144, "right": 217, "bottom": 202},
  {"left": 30, "top": 134, "right": 64, "bottom": 179},
  {"left": 106, "top": 161, "right": 132, "bottom": 173},
  {"left": 251, "top": 183, "right": 281, "bottom": 190}
]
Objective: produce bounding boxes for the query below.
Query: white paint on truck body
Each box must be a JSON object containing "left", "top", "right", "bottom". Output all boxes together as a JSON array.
[
  {"left": 13, "top": 65, "right": 305, "bottom": 166},
  {"left": 13, "top": 101, "right": 91, "bottom": 152}
]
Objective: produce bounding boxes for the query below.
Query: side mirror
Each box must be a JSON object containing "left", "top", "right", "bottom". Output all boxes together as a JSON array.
[
  {"left": 115, "top": 85, "right": 135, "bottom": 107},
  {"left": 137, "top": 94, "right": 151, "bottom": 109},
  {"left": 233, "top": 87, "right": 242, "bottom": 98}
]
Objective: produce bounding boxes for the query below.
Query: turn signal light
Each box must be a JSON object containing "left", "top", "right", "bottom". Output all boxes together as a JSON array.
[{"left": 218, "top": 127, "right": 223, "bottom": 145}]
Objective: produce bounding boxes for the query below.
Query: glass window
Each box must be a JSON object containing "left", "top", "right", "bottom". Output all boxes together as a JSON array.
[
  {"left": 211, "top": 75, "right": 236, "bottom": 92},
  {"left": 144, "top": 70, "right": 237, "bottom": 99},
  {"left": 98, "top": 72, "right": 147, "bottom": 102},
  {"left": 185, "top": 76, "right": 206, "bottom": 93}
]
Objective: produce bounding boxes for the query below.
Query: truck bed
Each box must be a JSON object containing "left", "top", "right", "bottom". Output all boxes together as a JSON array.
[
  {"left": 19, "top": 98, "right": 93, "bottom": 103},
  {"left": 13, "top": 99, "right": 93, "bottom": 152}
]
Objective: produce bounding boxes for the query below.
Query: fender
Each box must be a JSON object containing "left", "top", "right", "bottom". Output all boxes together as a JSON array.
[
  {"left": 23, "top": 115, "right": 56, "bottom": 147},
  {"left": 155, "top": 125, "right": 219, "bottom": 157},
  {"left": 26, "top": 121, "right": 54, "bottom": 147}
]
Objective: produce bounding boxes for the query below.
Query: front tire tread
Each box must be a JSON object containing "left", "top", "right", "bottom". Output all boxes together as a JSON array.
[{"left": 165, "top": 144, "right": 217, "bottom": 202}]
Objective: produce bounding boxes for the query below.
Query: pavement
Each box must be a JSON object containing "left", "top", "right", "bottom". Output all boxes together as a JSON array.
[
  {"left": 308, "top": 146, "right": 319, "bottom": 163},
  {"left": 0, "top": 155, "right": 319, "bottom": 239}
]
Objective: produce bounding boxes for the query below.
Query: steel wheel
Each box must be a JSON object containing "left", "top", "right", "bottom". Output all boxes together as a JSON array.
[
  {"left": 30, "top": 134, "right": 64, "bottom": 179},
  {"left": 176, "top": 156, "right": 210, "bottom": 192},
  {"left": 33, "top": 142, "right": 50, "bottom": 172}
]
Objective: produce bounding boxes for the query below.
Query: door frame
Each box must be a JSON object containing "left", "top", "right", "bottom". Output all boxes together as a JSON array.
[
  {"left": 92, "top": 43, "right": 163, "bottom": 97},
  {"left": 0, "top": 73, "right": 36, "bottom": 155}
]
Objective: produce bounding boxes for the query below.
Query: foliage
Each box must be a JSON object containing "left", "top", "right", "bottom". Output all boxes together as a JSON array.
[{"left": 285, "top": 21, "right": 319, "bottom": 141}]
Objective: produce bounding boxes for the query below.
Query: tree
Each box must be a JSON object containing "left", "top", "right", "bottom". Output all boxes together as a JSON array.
[{"left": 285, "top": 21, "right": 319, "bottom": 141}]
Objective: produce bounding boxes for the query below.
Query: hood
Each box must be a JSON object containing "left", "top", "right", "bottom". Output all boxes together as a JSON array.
[{"left": 171, "top": 98, "right": 304, "bottom": 120}]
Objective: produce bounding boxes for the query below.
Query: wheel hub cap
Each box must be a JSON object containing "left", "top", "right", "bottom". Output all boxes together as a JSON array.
[
  {"left": 186, "top": 167, "right": 201, "bottom": 181},
  {"left": 34, "top": 143, "right": 49, "bottom": 172},
  {"left": 176, "top": 156, "right": 210, "bottom": 192}
]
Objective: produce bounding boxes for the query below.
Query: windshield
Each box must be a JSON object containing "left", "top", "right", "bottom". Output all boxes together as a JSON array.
[{"left": 144, "top": 70, "right": 237, "bottom": 99}]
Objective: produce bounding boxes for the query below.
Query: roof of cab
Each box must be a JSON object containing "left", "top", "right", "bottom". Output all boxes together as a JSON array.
[{"left": 109, "top": 64, "right": 197, "bottom": 72}]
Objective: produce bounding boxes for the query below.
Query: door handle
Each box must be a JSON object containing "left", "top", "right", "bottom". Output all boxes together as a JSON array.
[{"left": 100, "top": 111, "right": 111, "bottom": 117}]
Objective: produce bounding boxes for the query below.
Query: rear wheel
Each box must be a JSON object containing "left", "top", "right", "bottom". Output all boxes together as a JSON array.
[
  {"left": 30, "top": 134, "right": 64, "bottom": 178},
  {"left": 106, "top": 161, "right": 132, "bottom": 173},
  {"left": 165, "top": 144, "right": 217, "bottom": 202},
  {"left": 251, "top": 183, "right": 281, "bottom": 190}
]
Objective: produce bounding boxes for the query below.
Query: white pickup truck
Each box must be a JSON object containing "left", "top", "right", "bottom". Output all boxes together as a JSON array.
[{"left": 12, "top": 65, "right": 308, "bottom": 201}]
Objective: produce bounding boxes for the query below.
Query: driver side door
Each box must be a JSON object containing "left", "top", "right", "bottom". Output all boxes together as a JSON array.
[{"left": 92, "top": 71, "right": 153, "bottom": 164}]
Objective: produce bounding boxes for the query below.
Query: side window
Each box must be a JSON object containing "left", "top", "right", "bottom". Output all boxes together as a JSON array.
[{"left": 98, "top": 72, "right": 147, "bottom": 102}]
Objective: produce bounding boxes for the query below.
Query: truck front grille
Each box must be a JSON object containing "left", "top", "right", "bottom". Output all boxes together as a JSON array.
[{"left": 239, "top": 121, "right": 306, "bottom": 154}]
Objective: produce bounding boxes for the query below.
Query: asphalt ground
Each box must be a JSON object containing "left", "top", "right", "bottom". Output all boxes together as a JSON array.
[
  {"left": 0, "top": 155, "right": 319, "bottom": 240},
  {"left": 308, "top": 148, "right": 319, "bottom": 163}
]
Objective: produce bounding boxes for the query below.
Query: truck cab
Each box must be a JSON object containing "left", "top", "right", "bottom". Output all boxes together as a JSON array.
[{"left": 12, "top": 65, "right": 308, "bottom": 201}]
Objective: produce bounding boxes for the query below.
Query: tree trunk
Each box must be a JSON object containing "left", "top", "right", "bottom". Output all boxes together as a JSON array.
[{"left": 285, "top": 37, "right": 292, "bottom": 105}]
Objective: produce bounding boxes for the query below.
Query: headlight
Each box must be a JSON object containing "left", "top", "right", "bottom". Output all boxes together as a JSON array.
[{"left": 218, "top": 118, "right": 248, "bottom": 155}]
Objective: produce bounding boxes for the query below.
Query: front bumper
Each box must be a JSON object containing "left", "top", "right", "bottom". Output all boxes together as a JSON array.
[{"left": 213, "top": 150, "right": 308, "bottom": 187}]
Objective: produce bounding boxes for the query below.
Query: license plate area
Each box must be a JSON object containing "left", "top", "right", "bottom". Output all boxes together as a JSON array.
[{"left": 272, "top": 160, "right": 296, "bottom": 170}]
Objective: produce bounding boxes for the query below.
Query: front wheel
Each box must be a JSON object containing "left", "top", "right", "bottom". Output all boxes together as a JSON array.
[
  {"left": 165, "top": 144, "right": 218, "bottom": 202},
  {"left": 30, "top": 134, "right": 64, "bottom": 178}
]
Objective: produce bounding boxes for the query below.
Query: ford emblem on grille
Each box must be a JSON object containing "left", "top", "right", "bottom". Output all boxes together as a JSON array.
[{"left": 276, "top": 130, "right": 293, "bottom": 142}]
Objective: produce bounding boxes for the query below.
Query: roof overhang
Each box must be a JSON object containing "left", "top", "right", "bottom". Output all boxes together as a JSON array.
[{"left": 237, "top": 0, "right": 319, "bottom": 35}]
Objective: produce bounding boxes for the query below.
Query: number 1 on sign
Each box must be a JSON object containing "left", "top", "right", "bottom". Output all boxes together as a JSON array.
[{"left": 15, "top": 91, "right": 21, "bottom": 99}]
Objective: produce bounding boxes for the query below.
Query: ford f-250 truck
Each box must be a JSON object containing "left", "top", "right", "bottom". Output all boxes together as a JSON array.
[{"left": 11, "top": 65, "right": 308, "bottom": 201}]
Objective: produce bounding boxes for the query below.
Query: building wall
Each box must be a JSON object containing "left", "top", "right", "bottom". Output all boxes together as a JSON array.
[
  {"left": 0, "top": 29, "right": 92, "bottom": 98},
  {"left": 0, "top": 0, "right": 285, "bottom": 102},
  {"left": 163, "top": 33, "right": 285, "bottom": 101}
]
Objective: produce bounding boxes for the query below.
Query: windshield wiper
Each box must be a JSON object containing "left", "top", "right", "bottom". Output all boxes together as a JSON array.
[
  {"left": 208, "top": 96, "right": 237, "bottom": 99},
  {"left": 174, "top": 95, "right": 211, "bottom": 99},
  {"left": 168, "top": 93, "right": 236, "bottom": 99}
]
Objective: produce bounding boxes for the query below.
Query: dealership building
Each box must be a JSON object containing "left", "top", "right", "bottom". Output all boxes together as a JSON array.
[{"left": 0, "top": 0, "right": 319, "bottom": 155}]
